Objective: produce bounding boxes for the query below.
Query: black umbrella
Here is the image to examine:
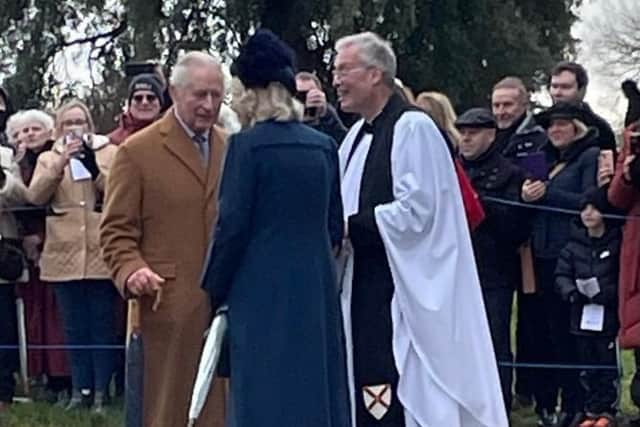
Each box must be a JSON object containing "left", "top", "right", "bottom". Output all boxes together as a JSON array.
[{"left": 125, "top": 299, "right": 143, "bottom": 427}]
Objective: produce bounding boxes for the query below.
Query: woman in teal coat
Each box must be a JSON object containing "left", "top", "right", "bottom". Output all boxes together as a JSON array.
[{"left": 201, "top": 30, "right": 350, "bottom": 427}]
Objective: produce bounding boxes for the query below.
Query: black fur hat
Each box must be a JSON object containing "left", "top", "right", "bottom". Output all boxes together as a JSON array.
[
  {"left": 622, "top": 79, "right": 640, "bottom": 126},
  {"left": 231, "top": 29, "right": 297, "bottom": 95}
]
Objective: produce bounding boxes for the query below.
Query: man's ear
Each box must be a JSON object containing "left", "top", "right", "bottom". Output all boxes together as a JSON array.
[
  {"left": 168, "top": 85, "right": 179, "bottom": 104},
  {"left": 576, "top": 85, "right": 587, "bottom": 102},
  {"left": 370, "top": 68, "right": 385, "bottom": 87}
]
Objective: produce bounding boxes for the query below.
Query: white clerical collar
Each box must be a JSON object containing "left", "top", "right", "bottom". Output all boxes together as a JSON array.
[{"left": 174, "top": 109, "right": 209, "bottom": 144}]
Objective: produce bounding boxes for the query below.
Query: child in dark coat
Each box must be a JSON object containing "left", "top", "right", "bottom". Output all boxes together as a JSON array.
[{"left": 555, "top": 188, "right": 622, "bottom": 427}]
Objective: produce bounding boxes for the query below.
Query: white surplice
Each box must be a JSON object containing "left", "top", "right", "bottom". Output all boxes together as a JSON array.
[{"left": 339, "top": 112, "right": 508, "bottom": 427}]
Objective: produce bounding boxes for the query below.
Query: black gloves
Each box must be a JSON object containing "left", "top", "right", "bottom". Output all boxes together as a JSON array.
[{"left": 79, "top": 141, "right": 100, "bottom": 180}]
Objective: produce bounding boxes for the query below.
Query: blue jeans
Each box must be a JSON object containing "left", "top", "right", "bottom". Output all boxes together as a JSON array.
[{"left": 54, "top": 280, "right": 117, "bottom": 393}]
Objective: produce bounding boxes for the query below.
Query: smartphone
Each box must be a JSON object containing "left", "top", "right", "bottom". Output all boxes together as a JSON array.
[
  {"left": 599, "top": 149, "right": 614, "bottom": 172},
  {"left": 294, "top": 90, "right": 308, "bottom": 104},
  {"left": 294, "top": 90, "right": 318, "bottom": 118},
  {"left": 64, "top": 129, "right": 86, "bottom": 159},
  {"left": 516, "top": 151, "right": 548, "bottom": 181},
  {"left": 631, "top": 132, "right": 640, "bottom": 155}
]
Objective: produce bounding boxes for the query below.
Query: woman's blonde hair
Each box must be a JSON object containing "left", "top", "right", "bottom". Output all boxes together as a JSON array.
[
  {"left": 54, "top": 99, "right": 95, "bottom": 139},
  {"left": 232, "top": 80, "right": 303, "bottom": 128},
  {"left": 415, "top": 91, "right": 460, "bottom": 147}
]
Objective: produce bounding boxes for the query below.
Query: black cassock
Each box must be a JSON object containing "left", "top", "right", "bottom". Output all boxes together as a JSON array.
[{"left": 346, "top": 94, "right": 423, "bottom": 427}]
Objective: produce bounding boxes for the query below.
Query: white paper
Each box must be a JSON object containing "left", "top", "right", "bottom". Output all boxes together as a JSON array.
[
  {"left": 69, "top": 158, "right": 92, "bottom": 181},
  {"left": 580, "top": 304, "right": 605, "bottom": 332},
  {"left": 576, "top": 277, "right": 600, "bottom": 299}
]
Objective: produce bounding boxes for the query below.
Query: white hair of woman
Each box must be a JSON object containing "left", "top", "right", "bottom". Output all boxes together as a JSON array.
[
  {"left": 5, "top": 109, "right": 54, "bottom": 144},
  {"left": 218, "top": 103, "right": 242, "bottom": 134},
  {"left": 335, "top": 32, "right": 397, "bottom": 88}
]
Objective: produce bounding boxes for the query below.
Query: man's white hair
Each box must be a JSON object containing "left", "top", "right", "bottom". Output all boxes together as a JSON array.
[
  {"left": 335, "top": 32, "right": 397, "bottom": 87},
  {"left": 169, "top": 51, "right": 223, "bottom": 88},
  {"left": 5, "top": 109, "right": 54, "bottom": 143}
]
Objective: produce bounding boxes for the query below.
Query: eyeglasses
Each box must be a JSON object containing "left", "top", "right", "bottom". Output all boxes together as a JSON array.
[
  {"left": 61, "top": 119, "right": 87, "bottom": 127},
  {"left": 132, "top": 94, "right": 158, "bottom": 103},
  {"left": 331, "top": 65, "right": 370, "bottom": 78}
]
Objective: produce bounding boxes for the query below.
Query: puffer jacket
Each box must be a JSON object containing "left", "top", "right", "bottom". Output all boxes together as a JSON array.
[
  {"left": 26, "top": 135, "right": 117, "bottom": 282},
  {"left": 530, "top": 128, "right": 599, "bottom": 262},
  {"left": 555, "top": 221, "right": 621, "bottom": 336},
  {"left": 0, "top": 145, "right": 27, "bottom": 284}
]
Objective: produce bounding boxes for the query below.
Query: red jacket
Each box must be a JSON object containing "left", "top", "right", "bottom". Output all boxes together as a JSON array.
[
  {"left": 609, "top": 125, "right": 640, "bottom": 348},
  {"left": 107, "top": 112, "right": 155, "bottom": 145}
]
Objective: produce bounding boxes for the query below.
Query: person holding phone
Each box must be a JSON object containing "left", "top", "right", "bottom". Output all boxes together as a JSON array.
[
  {"left": 609, "top": 118, "right": 640, "bottom": 417},
  {"left": 0, "top": 135, "right": 26, "bottom": 413},
  {"left": 25, "top": 100, "right": 118, "bottom": 413},
  {"left": 5, "top": 109, "right": 72, "bottom": 403},
  {"left": 521, "top": 101, "right": 600, "bottom": 427},
  {"left": 295, "top": 71, "right": 347, "bottom": 143}
]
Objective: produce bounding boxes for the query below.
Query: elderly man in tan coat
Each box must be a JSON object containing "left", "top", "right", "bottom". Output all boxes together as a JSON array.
[{"left": 100, "top": 52, "right": 227, "bottom": 427}]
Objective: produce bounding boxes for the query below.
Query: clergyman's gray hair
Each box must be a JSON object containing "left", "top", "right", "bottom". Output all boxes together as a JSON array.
[
  {"left": 335, "top": 32, "right": 397, "bottom": 88},
  {"left": 169, "top": 51, "right": 222, "bottom": 88}
]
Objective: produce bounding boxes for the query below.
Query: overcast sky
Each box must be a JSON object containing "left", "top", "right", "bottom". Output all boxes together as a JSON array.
[
  {"left": 47, "top": 0, "right": 635, "bottom": 132},
  {"left": 574, "top": 0, "right": 632, "bottom": 131}
]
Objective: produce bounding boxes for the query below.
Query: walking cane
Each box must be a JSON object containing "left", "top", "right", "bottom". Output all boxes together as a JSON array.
[
  {"left": 125, "top": 289, "right": 162, "bottom": 427},
  {"left": 125, "top": 298, "right": 144, "bottom": 427},
  {"left": 15, "top": 297, "right": 29, "bottom": 396}
]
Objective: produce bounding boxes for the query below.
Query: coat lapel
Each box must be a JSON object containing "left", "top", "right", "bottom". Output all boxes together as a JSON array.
[{"left": 159, "top": 111, "right": 207, "bottom": 185}]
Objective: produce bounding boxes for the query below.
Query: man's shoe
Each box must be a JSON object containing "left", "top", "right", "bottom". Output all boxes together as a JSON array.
[
  {"left": 559, "top": 412, "right": 584, "bottom": 427},
  {"left": 593, "top": 414, "right": 616, "bottom": 427},
  {"left": 65, "top": 390, "right": 91, "bottom": 411},
  {"left": 538, "top": 410, "right": 559, "bottom": 427},
  {"left": 54, "top": 389, "right": 70, "bottom": 407},
  {"left": 579, "top": 418, "right": 596, "bottom": 427},
  {"left": 0, "top": 401, "right": 10, "bottom": 413},
  {"left": 91, "top": 391, "right": 107, "bottom": 416}
]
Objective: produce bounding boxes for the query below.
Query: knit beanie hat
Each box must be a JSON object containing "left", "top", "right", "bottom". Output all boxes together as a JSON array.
[{"left": 128, "top": 74, "right": 164, "bottom": 104}]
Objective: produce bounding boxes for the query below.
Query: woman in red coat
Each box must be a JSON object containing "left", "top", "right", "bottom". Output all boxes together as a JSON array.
[{"left": 608, "top": 122, "right": 640, "bottom": 408}]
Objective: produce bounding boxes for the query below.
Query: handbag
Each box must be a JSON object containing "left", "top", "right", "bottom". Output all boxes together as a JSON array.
[{"left": 0, "top": 235, "right": 25, "bottom": 281}]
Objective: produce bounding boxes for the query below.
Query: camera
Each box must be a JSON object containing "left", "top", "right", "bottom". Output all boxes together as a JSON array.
[
  {"left": 294, "top": 90, "right": 319, "bottom": 119},
  {"left": 64, "top": 129, "right": 87, "bottom": 159},
  {"left": 630, "top": 132, "right": 640, "bottom": 155}
]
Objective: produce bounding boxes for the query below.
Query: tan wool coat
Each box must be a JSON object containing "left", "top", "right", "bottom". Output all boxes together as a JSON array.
[
  {"left": 99, "top": 110, "right": 227, "bottom": 427},
  {"left": 26, "top": 135, "right": 116, "bottom": 282}
]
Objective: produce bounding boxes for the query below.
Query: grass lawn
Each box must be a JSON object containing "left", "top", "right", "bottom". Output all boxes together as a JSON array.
[
  {"left": 3, "top": 302, "right": 639, "bottom": 426},
  {"left": 1, "top": 350, "right": 637, "bottom": 427}
]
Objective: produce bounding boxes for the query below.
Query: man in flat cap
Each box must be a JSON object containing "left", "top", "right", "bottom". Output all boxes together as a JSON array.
[{"left": 457, "top": 108, "right": 531, "bottom": 419}]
